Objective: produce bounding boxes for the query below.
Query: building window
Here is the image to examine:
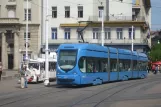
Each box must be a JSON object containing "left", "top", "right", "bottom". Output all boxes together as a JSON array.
[
  {"left": 129, "top": 27, "right": 135, "bottom": 39},
  {"left": 24, "top": 32, "right": 31, "bottom": 39},
  {"left": 52, "top": 7, "right": 57, "bottom": 18},
  {"left": 65, "top": 6, "right": 70, "bottom": 18},
  {"left": 7, "top": 6, "right": 16, "bottom": 18},
  {"left": 8, "top": 43, "right": 14, "bottom": 48},
  {"left": 64, "top": 28, "right": 70, "bottom": 39},
  {"left": 105, "top": 28, "right": 111, "bottom": 39},
  {"left": 93, "top": 28, "right": 100, "bottom": 39},
  {"left": 6, "top": 30, "right": 14, "bottom": 39},
  {"left": 117, "top": 28, "right": 123, "bottom": 39},
  {"left": 78, "top": 6, "right": 83, "bottom": 18},
  {"left": 51, "top": 28, "right": 57, "bottom": 39},
  {"left": 98, "top": 6, "right": 104, "bottom": 18},
  {"left": 77, "top": 28, "right": 83, "bottom": 40},
  {"left": 24, "top": 9, "right": 31, "bottom": 20}
]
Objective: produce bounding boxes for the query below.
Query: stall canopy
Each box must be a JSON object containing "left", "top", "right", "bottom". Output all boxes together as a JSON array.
[{"left": 152, "top": 61, "right": 161, "bottom": 65}]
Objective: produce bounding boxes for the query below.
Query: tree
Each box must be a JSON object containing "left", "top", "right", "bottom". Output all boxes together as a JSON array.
[{"left": 148, "top": 44, "right": 161, "bottom": 62}]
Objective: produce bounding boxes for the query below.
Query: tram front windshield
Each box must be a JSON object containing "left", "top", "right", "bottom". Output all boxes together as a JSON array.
[{"left": 58, "top": 50, "right": 77, "bottom": 72}]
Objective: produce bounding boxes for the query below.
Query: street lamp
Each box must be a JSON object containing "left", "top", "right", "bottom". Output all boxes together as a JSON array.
[
  {"left": 25, "top": 0, "right": 29, "bottom": 64},
  {"left": 44, "top": 0, "right": 50, "bottom": 86},
  {"left": 44, "top": 14, "right": 52, "bottom": 86},
  {"left": 131, "top": 26, "right": 134, "bottom": 51},
  {"left": 101, "top": 7, "right": 104, "bottom": 46},
  {"left": 98, "top": 5, "right": 104, "bottom": 46}
]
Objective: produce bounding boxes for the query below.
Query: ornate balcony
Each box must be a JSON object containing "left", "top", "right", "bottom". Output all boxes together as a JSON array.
[
  {"left": 0, "top": 18, "right": 19, "bottom": 24},
  {"left": 88, "top": 16, "right": 145, "bottom": 22}
]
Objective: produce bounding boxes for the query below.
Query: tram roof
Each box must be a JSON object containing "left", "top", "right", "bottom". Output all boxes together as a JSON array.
[
  {"left": 118, "top": 48, "right": 131, "bottom": 55},
  {"left": 58, "top": 44, "right": 132, "bottom": 54},
  {"left": 58, "top": 43, "right": 108, "bottom": 52},
  {"left": 58, "top": 44, "right": 147, "bottom": 58},
  {"left": 138, "top": 52, "right": 147, "bottom": 58}
]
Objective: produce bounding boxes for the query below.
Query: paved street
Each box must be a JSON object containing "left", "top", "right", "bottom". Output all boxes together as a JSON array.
[{"left": 0, "top": 73, "right": 161, "bottom": 107}]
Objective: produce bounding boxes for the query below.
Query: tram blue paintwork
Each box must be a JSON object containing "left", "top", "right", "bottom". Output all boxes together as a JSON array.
[{"left": 56, "top": 43, "right": 148, "bottom": 86}]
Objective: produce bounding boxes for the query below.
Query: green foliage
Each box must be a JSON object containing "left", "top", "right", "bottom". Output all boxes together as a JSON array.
[{"left": 148, "top": 44, "right": 161, "bottom": 62}]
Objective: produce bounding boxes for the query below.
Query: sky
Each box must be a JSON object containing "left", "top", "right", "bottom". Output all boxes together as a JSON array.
[{"left": 151, "top": 0, "right": 161, "bottom": 31}]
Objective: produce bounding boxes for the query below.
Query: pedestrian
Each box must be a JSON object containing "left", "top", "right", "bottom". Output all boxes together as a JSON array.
[
  {"left": 20, "top": 65, "right": 25, "bottom": 88},
  {"left": 24, "top": 65, "right": 28, "bottom": 88},
  {"left": 155, "top": 65, "right": 158, "bottom": 74},
  {"left": 147, "top": 66, "right": 149, "bottom": 73},
  {"left": 158, "top": 65, "right": 160, "bottom": 73},
  {"left": 20, "top": 65, "right": 28, "bottom": 88},
  {"left": 152, "top": 65, "right": 155, "bottom": 74},
  {"left": 0, "top": 62, "right": 2, "bottom": 81}
]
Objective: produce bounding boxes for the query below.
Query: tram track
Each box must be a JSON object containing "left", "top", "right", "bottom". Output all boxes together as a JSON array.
[
  {"left": 0, "top": 85, "right": 73, "bottom": 107},
  {"left": 93, "top": 80, "right": 160, "bottom": 107},
  {"left": 0, "top": 75, "right": 160, "bottom": 107},
  {"left": 102, "top": 93, "right": 161, "bottom": 104},
  {"left": 70, "top": 76, "right": 161, "bottom": 107}
]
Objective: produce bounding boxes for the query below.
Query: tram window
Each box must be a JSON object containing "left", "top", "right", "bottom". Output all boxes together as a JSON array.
[
  {"left": 138, "top": 61, "right": 142, "bottom": 71},
  {"left": 93, "top": 59, "right": 100, "bottom": 72},
  {"left": 79, "top": 57, "right": 108, "bottom": 73},
  {"left": 119, "top": 59, "right": 131, "bottom": 72},
  {"left": 133, "top": 60, "right": 137, "bottom": 71},
  {"left": 101, "top": 60, "right": 108, "bottom": 72},
  {"left": 87, "top": 58, "right": 105, "bottom": 73},
  {"left": 40, "top": 63, "right": 45, "bottom": 71},
  {"left": 110, "top": 59, "right": 117, "bottom": 72},
  {"left": 144, "top": 62, "right": 148, "bottom": 71},
  {"left": 29, "top": 63, "right": 39, "bottom": 70},
  {"left": 59, "top": 50, "right": 77, "bottom": 71},
  {"left": 49, "top": 62, "right": 56, "bottom": 71},
  {"left": 138, "top": 61, "right": 143, "bottom": 71},
  {"left": 139, "top": 61, "right": 147, "bottom": 71},
  {"left": 87, "top": 58, "right": 96, "bottom": 73},
  {"left": 78, "top": 57, "right": 86, "bottom": 73}
]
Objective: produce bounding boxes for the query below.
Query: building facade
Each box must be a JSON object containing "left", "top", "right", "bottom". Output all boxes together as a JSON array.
[
  {"left": 0, "top": 0, "right": 41, "bottom": 70},
  {"left": 42, "top": 0, "right": 151, "bottom": 53}
]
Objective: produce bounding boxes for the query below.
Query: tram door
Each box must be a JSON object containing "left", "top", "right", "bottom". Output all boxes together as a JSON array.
[{"left": 110, "top": 58, "right": 119, "bottom": 81}]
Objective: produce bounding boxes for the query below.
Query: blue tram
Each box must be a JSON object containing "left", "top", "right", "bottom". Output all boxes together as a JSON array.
[{"left": 56, "top": 43, "right": 148, "bottom": 86}]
